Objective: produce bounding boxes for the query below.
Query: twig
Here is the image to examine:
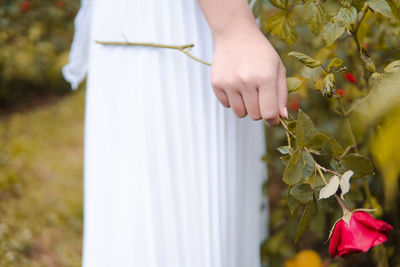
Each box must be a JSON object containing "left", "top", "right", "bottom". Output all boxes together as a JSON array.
[
  {"left": 279, "top": 118, "right": 296, "bottom": 138},
  {"left": 339, "top": 145, "right": 356, "bottom": 158},
  {"left": 95, "top": 40, "right": 211, "bottom": 66}
]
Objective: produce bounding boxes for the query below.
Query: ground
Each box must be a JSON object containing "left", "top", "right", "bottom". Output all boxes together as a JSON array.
[{"left": 0, "top": 88, "right": 85, "bottom": 266}]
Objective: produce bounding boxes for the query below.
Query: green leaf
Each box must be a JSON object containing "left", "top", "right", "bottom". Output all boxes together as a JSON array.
[
  {"left": 367, "top": 0, "right": 395, "bottom": 18},
  {"left": 269, "top": 0, "right": 289, "bottom": 9},
  {"left": 322, "top": 137, "right": 344, "bottom": 156},
  {"left": 325, "top": 0, "right": 342, "bottom": 16},
  {"left": 322, "top": 73, "right": 336, "bottom": 98},
  {"left": 283, "top": 149, "right": 315, "bottom": 185},
  {"left": 322, "top": 21, "right": 346, "bottom": 46},
  {"left": 296, "top": 109, "right": 316, "bottom": 148},
  {"left": 309, "top": 132, "right": 330, "bottom": 150},
  {"left": 277, "top": 146, "right": 290, "bottom": 154},
  {"left": 252, "top": 0, "right": 265, "bottom": 18},
  {"left": 295, "top": 200, "right": 318, "bottom": 243},
  {"left": 336, "top": 6, "right": 358, "bottom": 27},
  {"left": 281, "top": 154, "right": 290, "bottom": 165},
  {"left": 290, "top": 183, "right": 314, "bottom": 204},
  {"left": 303, "top": 0, "right": 328, "bottom": 34},
  {"left": 352, "top": 0, "right": 367, "bottom": 10},
  {"left": 318, "top": 195, "right": 337, "bottom": 212},
  {"left": 288, "top": 51, "right": 322, "bottom": 68},
  {"left": 340, "top": 153, "right": 374, "bottom": 178},
  {"left": 288, "top": 188, "right": 301, "bottom": 215},
  {"left": 302, "top": 150, "right": 316, "bottom": 179},
  {"left": 286, "top": 77, "right": 303, "bottom": 93},
  {"left": 386, "top": 0, "right": 400, "bottom": 21},
  {"left": 384, "top": 60, "right": 400, "bottom": 73},
  {"left": 265, "top": 11, "right": 297, "bottom": 45},
  {"left": 283, "top": 149, "right": 303, "bottom": 185},
  {"left": 360, "top": 48, "right": 376, "bottom": 72},
  {"left": 327, "top": 57, "right": 344, "bottom": 72}
]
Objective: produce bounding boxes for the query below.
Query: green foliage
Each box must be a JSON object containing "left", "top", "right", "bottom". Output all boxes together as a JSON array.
[
  {"left": 288, "top": 52, "right": 322, "bottom": 68},
  {"left": 0, "top": 0, "right": 80, "bottom": 110},
  {"left": 256, "top": 0, "right": 400, "bottom": 264},
  {"left": 286, "top": 77, "right": 303, "bottom": 93},
  {"left": 295, "top": 200, "right": 318, "bottom": 243}
]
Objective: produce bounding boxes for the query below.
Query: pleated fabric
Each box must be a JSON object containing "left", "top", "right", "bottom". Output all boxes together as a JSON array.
[{"left": 64, "top": 0, "right": 268, "bottom": 266}]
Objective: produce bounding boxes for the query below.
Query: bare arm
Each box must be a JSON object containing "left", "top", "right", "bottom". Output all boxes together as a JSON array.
[{"left": 197, "top": 0, "right": 288, "bottom": 125}]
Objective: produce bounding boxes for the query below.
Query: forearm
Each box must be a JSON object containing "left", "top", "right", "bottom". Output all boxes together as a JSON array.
[{"left": 197, "top": 0, "right": 259, "bottom": 42}]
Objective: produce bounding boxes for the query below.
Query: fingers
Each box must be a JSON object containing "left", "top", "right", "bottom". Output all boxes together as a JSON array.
[
  {"left": 259, "top": 74, "right": 279, "bottom": 126},
  {"left": 227, "top": 91, "right": 247, "bottom": 118},
  {"left": 213, "top": 88, "right": 230, "bottom": 108},
  {"left": 241, "top": 88, "right": 261, "bottom": 120},
  {"left": 277, "top": 63, "right": 288, "bottom": 119}
]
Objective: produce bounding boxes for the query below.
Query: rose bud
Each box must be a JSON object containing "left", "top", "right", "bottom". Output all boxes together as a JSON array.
[
  {"left": 344, "top": 72, "right": 356, "bottom": 84},
  {"left": 329, "top": 210, "right": 393, "bottom": 258}
]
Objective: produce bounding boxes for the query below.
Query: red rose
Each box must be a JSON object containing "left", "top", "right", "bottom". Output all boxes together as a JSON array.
[
  {"left": 329, "top": 211, "right": 393, "bottom": 258},
  {"left": 337, "top": 89, "right": 344, "bottom": 96},
  {"left": 344, "top": 72, "right": 356, "bottom": 84}
]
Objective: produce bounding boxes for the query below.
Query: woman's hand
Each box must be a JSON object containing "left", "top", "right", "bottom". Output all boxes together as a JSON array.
[{"left": 211, "top": 27, "right": 288, "bottom": 125}]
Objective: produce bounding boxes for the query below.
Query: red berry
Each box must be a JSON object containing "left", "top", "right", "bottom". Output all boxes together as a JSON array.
[
  {"left": 20, "top": 1, "right": 32, "bottom": 11},
  {"left": 289, "top": 100, "right": 299, "bottom": 111},
  {"left": 337, "top": 89, "right": 344, "bottom": 96},
  {"left": 55, "top": 0, "right": 65, "bottom": 8},
  {"left": 344, "top": 72, "right": 356, "bottom": 84}
]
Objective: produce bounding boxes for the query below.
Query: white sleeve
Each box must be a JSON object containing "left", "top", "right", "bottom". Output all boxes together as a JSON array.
[{"left": 62, "top": 0, "right": 93, "bottom": 90}]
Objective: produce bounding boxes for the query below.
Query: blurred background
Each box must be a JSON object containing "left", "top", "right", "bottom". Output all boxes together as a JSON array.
[
  {"left": 1, "top": 0, "right": 400, "bottom": 266},
  {"left": 1, "top": 0, "right": 83, "bottom": 266}
]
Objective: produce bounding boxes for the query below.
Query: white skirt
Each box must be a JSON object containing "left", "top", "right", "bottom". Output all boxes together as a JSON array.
[{"left": 63, "top": 0, "right": 268, "bottom": 266}]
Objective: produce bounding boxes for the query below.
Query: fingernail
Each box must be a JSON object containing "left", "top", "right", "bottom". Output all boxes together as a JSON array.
[{"left": 283, "top": 107, "right": 288, "bottom": 119}]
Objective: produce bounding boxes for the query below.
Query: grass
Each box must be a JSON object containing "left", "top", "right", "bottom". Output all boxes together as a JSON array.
[{"left": 0, "top": 88, "right": 85, "bottom": 266}]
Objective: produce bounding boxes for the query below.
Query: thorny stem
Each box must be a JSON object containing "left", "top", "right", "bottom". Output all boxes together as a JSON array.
[
  {"left": 95, "top": 40, "right": 212, "bottom": 66},
  {"left": 334, "top": 194, "right": 351, "bottom": 213}
]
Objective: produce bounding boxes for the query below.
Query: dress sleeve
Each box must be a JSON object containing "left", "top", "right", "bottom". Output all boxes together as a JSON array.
[{"left": 62, "top": 0, "right": 93, "bottom": 90}]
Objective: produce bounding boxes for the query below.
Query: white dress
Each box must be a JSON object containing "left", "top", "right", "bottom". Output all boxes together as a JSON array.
[{"left": 63, "top": 0, "right": 268, "bottom": 266}]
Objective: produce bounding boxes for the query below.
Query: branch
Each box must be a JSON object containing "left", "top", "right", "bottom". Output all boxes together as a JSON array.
[{"left": 95, "top": 40, "right": 211, "bottom": 66}]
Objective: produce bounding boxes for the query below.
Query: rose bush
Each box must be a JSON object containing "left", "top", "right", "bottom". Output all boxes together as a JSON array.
[{"left": 251, "top": 0, "right": 400, "bottom": 265}]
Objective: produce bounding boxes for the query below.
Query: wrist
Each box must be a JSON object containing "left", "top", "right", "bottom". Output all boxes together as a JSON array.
[{"left": 212, "top": 21, "right": 261, "bottom": 45}]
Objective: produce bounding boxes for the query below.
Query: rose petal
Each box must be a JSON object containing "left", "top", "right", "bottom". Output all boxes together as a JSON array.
[
  {"left": 329, "top": 219, "right": 344, "bottom": 257},
  {"left": 352, "top": 212, "right": 394, "bottom": 232}
]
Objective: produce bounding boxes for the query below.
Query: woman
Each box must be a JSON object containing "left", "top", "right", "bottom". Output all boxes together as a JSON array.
[{"left": 63, "top": 0, "right": 288, "bottom": 266}]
